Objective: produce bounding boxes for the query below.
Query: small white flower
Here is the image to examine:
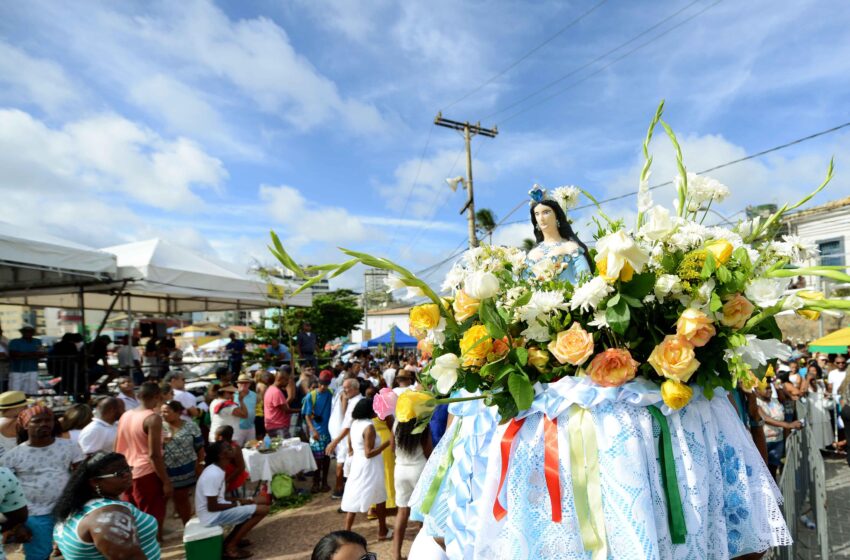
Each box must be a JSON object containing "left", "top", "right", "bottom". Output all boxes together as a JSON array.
[
  {"left": 521, "top": 320, "right": 551, "bottom": 343},
  {"left": 780, "top": 235, "right": 819, "bottom": 262},
  {"left": 725, "top": 336, "right": 791, "bottom": 369},
  {"left": 505, "top": 248, "right": 527, "bottom": 271},
  {"left": 530, "top": 258, "right": 558, "bottom": 282},
  {"left": 637, "top": 173, "right": 653, "bottom": 214},
  {"left": 404, "top": 286, "right": 426, "bottom": 300},
  {"left": 654, "top": 274, "right": 682, "bottom": 301},
  {"left": 781, "top": 294, "right": 804, "bottom": 311},
  {"left": 668, "top": 221, "right": 709, "bottom": 252},
  {"left": 464, "top": 270, "right": 500, "bottom": 300},
  {"left": 745, "top": 278, "right": 790, "bottom": 308},
  {"left": 643, "top": 294, "right": 656, "bottom": 303},
  {"left": 677, "top": 172, "right": 730, "bottom": 206},
  {"left": 640, "top": 205, "right": 675, "bottom": 241},
  {"left": 570, "top": 276, "right": 614, "bottom": 313},
  {"left": 426, "top": 318, "right": 447, "bottom": 346},
  {"left": 587, "top": 310, "right": 609, "bottom": 328},
  {"left": 441, "top": 264, "right": 465, "bottom": 293},
  {"left": 551, "top": 185, "right": 581, "bottom": 211},
  {"left": 430, "top": 353, "right": 460, "bottom": 395}
]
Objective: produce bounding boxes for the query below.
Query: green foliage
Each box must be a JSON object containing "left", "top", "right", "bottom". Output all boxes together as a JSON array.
[
  {"left": 508, "top": 371, "right": 534, "bottom": 410},
  {"left": 605, "top": 300, "right": 630, "bottom": 335},
  {"left": 269, "top": 490, "right": 313, "bottom": 514},
  {"left": 479, "top": 298, "right": 508, "bottom": 339}
]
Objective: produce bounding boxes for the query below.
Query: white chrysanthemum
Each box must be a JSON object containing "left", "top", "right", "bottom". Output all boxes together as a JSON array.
[
  {"left": 499, "top": 287, "right": 526, "bottom": 308},
  {"left": 530, "top": 258, "right": 558, "bottom": 282},
  {"left": 676, "top": 172, "right": 730, "bottom": 207},
  {"left": 668, "top": 221, "right": 710, "bottom": 252},
  {"left": 441, "top": 264, "right": 465, "bottom": 293},
  {"left": 551, "top": 186, "right": 581, "bottom": 211},
  {"left": 587, "top": 310, "right": 609, "bottom": 328},
  {"left": 569, "top": 276, "right": 614, "bottom": 313},
  {"left": 521, "top": 320, "right": 551, "bottom": 343},
  {"left": 779, "top": 235, "right": 819, "bottom": 262},
  {"left": 505, "top": 248, "right": 527, "bottom": 271},
  {"left": 745, "top": 278, "right": 790, "bottom": 308}
]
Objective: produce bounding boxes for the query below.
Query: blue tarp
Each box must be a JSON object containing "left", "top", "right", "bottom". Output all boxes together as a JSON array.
[{"left": 366, "top": 326, "right": 418, "bottom": 348}]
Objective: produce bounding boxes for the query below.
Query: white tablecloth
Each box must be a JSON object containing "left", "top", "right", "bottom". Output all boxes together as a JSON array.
[{"left": 242, "top": 443, "right": 317, "bottom": 481}]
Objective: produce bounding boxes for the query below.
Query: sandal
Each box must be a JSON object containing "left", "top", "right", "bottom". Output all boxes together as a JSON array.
[{"left": 378, "top": 529, "right": 394, "bottom": 542}]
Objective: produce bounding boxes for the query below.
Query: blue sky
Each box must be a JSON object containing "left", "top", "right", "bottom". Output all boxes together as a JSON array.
[{"left": 2, "top": 0, "right": 849, "bottom": 291}]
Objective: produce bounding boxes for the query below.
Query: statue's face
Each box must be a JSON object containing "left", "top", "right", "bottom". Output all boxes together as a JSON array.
[{"left": 533, "top": 204, "right": 557, "bottom": 233}]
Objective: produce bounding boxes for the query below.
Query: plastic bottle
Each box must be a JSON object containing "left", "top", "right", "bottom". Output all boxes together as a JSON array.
[{"left": 263, "top": 434, "right": 271, "bottom": 449}]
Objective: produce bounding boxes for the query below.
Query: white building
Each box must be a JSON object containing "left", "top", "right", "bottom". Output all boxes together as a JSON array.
[{"left": 350, "top": 305, "right": 413, "bottom": 343}]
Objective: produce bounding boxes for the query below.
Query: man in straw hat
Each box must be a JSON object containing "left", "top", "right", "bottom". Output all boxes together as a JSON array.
[
  {"left": 0, "top": 405, "right": 82, "bottom": 560},
  {"left": 0, "top": 391, "right": 31, "bottom": 455},
  {"left": 234, "top": 374, "right": 257, "bottom": 446}
]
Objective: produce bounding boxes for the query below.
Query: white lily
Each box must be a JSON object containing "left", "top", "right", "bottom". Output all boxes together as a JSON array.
[
  {"left": 430, "top": 353, "right": 460, "bottom": 395},
  {"left": 595, "top": 229, "right": 649, "bottom": 280}
]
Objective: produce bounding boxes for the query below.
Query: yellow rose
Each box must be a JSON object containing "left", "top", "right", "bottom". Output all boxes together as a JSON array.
[
  {"left": 548, "top": 323, "right": 595, "bottom": 366},
  {"left": 647, "top": 334, "right": 700, "bottom": 383},
  {"left": 452, "top": 289, "right": 480, "bottom": 322},
  {"left": 459, "top": 324, "right": 493, "bottom": 368},
  {"left": 796, "top": 290, "right": 825, "bottom": 321},
  {"left": 395, "top": 391, "right": 436, "bottom": 423},
  {"left": 528, "top": 347, "right": 550, "bottom": 373},
  {"left": 705, "top": 239, "right": 733, "bottom": 265},
  {"left": 596, "top": 255, "right": 635, "bottom": 283},
  {"left": 720, "top": 294, "right": 755, "bottom": 330},
  {"left": 409, "top": 304, "right": 441, "bottom": 331},
  {"left": 586, "top": 348, "right": 639, "bottom": 387},
  {"left": 675, "top": 308, "right": 716, "bottom": 347},
  {"left": 660, "top": 380, "right": 693, "bottom": 410}
]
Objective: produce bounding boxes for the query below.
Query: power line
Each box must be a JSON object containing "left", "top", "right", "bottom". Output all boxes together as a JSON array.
[
  {"left": 483, "top": 0, "right": 701, "bottom": 121},
  {"left": 441, "top": 0, "right": 611, "bottom": 112},
  {"left": 415, "top": 117, "right": 850, "bottom": 276},
  {"left": 497, "top": 0, "right": 722, "bottom": 125}
]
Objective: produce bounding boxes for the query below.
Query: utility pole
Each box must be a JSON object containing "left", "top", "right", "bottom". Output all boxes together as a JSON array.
[{"left": 434, "top": 113, "right": 498, "bottom": 248}]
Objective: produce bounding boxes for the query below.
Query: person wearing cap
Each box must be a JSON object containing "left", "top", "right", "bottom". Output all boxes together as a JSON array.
[
  {"left": 304, "top": 370, "right": 334, "bottom": 492},
  {"left": 233, "top": 374, "right": 257, "bottom": 445},
  {"left": 209, "top": 384, "right": 248, "bottom": 444},
  {"left": 296, "top": 322, "right": 318, "bottom": 369},
  {"left": 0, "top": 405, "right": 83, "bottom": 560},
  {"left": 8, "top": 325, "right": 44, "bottom": 396},
  {"left": 0, "top": 391, "right": 30, "bottom": 456},
  {"left": 165, "top": 371, "right": 198, "bottom": 420}
]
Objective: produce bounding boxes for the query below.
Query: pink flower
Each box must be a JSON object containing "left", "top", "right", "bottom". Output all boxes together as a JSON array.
[{"left": 373, "top": 388, "right": 398, "bottom": 420}]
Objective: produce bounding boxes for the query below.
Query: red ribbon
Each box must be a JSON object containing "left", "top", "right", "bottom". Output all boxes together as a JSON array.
[
  {"left": 544, "top": 416, "right": 562, "bottom": 523},
  {"left": 493, "top": 418, "right": 525, "bottom": 521}
]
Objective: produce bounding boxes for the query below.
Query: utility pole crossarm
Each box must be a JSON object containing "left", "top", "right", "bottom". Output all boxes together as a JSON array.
[{"left": 434, "top": 113, "right": 498, "bottom": 249}]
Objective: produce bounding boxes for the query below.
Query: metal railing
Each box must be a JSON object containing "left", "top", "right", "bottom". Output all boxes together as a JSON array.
[{"left": 775, "top": 394, "right": 832, "bottom": 560}]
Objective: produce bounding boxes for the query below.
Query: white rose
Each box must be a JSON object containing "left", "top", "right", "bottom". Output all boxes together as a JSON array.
[
  {"left": 640, "top": 205, "right": 674, "bottom": 241},
  {"left": 654, "top": 274, "right": 681, "bottom": 300},
  {"left": 745, "top": 278, "right": 790, "bottom": 308},
  {"left": 430, "top": 353, "right": 460, "bottom": 395},
  {"left": 464, "top": 271, "right": 500, "bottom": 300}
]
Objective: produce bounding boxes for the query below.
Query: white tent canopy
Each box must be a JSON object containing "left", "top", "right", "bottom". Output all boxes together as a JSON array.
[
  {"left": 0, "top": 222, "right": 117, "bottom": 293},
  {"left": 1, "top": 237, "right": 310, "bottom": 313}
]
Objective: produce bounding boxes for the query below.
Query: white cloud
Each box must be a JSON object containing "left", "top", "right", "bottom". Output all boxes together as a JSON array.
[
  {"left": 0, "top": 41, "right": 80, "bottom": 114},
  {"left": 0, "top": 109, "right": 227, "bottom": 210}
]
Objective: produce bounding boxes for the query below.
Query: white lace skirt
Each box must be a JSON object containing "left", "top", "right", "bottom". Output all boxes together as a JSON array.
[{"left": 412, "top": 379, "right": 791, "bottom": 560}]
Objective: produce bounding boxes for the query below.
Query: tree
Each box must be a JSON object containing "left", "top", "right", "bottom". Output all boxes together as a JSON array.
[
  {"left": 522, "top": 238, "right": 536, "bottom": 251},
  {"left": 475, "top": 208, "right": 497, "bottom": 245}
]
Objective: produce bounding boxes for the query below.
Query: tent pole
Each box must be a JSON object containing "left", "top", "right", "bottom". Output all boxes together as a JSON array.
[
  {"left": 94, "top": 280, "right": 127, "bottom": 339},
  {"left": 78, "top": 286, "right": 87, "bottom": 401}
]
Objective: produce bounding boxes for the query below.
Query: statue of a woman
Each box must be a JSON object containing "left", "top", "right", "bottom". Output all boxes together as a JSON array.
[{"left": 526, "top": 196, "right": 592, "bottom": 285}]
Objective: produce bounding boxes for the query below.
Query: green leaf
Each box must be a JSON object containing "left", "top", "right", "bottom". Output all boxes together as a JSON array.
[
  {"left": 700, "top": 251, "right": 717, "bottom": 279},
  {"left": 269, "top": 231, "right": 305, "bottom": 278},
  {"left": 479, "top": 298, "right": 507, "bottom": 339},
  {"left": 514, "top": 291, "right": 532, "bottom": 307},
  {"left": 619, "top": 294, "right": 643, "bottom": 308},
  {"left": 605, "top": 300, "right": 630, "bottom": 335},
  {"left": 710, "top": 292, "right": 723, "bottom": 313},
  {"left": 607, "top": 293, "right": 621, "bottom": 307},
  {"left": 464, "top": 371, "right": 482, "bottom": 393},
  {"left": 515, "top": 346, "right": 529, "bottom": 367},
  {"left": 508, "top": 372, "right": 534, "bottom": 411},
  {"left": 329, "top": 258, "right": 359, "bottom": 279},
  {"left": 488, "top": 392, "right": 519, "bottom": 421},
  {"left": 620, "top": 272, "right": 656, "bottom": 300},
  {"left": 715, "top": 265, "right": 731, "bottom": 284}
]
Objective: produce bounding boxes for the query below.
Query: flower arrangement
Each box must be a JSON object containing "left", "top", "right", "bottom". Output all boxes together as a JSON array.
[{"left": 269, "top": 101, "right": 850, "bottom": 428}]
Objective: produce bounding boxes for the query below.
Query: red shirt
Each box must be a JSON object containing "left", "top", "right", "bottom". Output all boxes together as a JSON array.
[{"left": 263, "top": 384, "right": 290, "bottom": 431}]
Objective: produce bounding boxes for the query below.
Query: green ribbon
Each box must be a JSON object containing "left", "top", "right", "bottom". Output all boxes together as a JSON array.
[
  {"left": 420, "top": 420, "right": 461, "bottom": 514},
  {"left": 647, "top": 405, "right": 687, "bottom": 544},
  {"left": 567, "top": 405, "right": 607, "bottom": 559}
]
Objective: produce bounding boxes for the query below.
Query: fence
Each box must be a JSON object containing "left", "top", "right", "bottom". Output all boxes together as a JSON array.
[{"left": 775, "top": 393, "right": 832, "bottom": 560}]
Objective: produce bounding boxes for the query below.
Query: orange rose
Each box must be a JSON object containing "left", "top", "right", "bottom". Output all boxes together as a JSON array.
[
  {"left": 488, "top": 337, "right": 510, "bottom": 362},
  {"left": 452, "top": 289, "right": 480, "bottom": 322},
  {"left": 720, "top": 294, "right": 755, "bottom": 330},
  {"left": 647, "top": 335, "right": 699, "bottom": 383},
  {"left": 675, "top": 308, "right": 716, "bottom": 347},
  {"left": 586, "top": 348, "right": 639, "bottom": 387},
  {"left": 417, "top": 338, "right": 434, "bottom": 358},
  {"left": 548, "top": 323, "right": 594, "bottom": 366}
]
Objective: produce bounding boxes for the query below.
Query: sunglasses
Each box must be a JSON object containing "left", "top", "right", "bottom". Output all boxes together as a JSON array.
[
  {"left": 360, "top": 554, "right": 377, "bottom": 560},
  {"left": 92, "top": 466, "right": 133, "bottom": 479},
  {"left": 837, "top": 361, "right": 847, "bottom": 366}
]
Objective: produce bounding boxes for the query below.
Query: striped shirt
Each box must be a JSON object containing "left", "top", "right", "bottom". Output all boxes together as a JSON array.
[{"left": 54, "top": 498, "right": 160, "bottom": 560}]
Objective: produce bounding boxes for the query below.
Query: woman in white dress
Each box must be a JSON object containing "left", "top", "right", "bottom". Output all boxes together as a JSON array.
[
  {"left": 393, "top": 419, "right": 433, "bottom": 560},
  {"left": 341, "top": 398, "right": 391, "bottom": 540}
]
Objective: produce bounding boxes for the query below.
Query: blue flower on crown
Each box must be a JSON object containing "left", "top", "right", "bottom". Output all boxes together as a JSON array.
[{"left": 528, "top": 184, "right": 546, "bottom": 204}]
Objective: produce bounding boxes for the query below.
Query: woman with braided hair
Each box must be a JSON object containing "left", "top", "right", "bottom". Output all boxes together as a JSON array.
[{"left": 53, "top": 451, "right": 160, "bottom": 560}]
